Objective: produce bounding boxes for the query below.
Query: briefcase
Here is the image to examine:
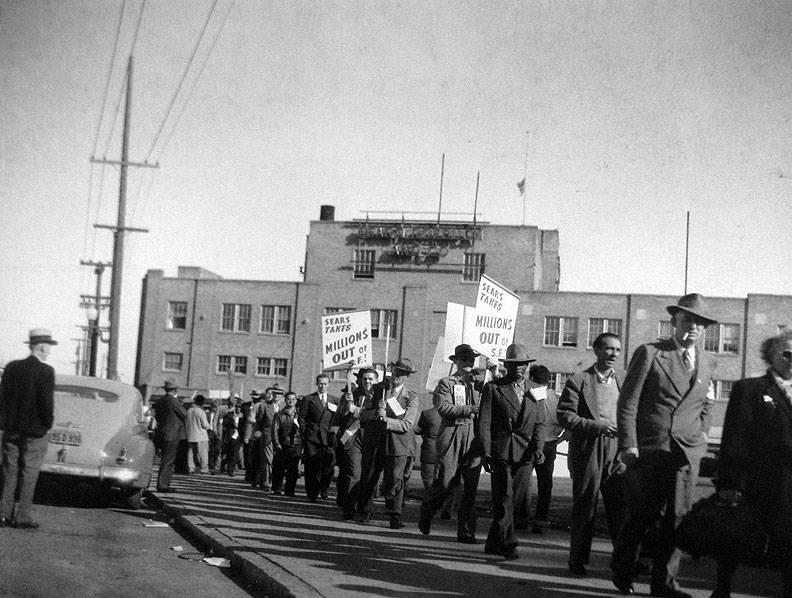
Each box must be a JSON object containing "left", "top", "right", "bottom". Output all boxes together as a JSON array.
[{"left": 676, "top": 493, "right": 769, "bottom": 566}]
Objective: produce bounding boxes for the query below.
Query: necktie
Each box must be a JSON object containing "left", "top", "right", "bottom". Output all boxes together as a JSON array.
[
  {"left": 682, "top": 349, "right": 694, "bottom": 372},
  {"left": 320, "top": 394, "right": 326, "bottom": 407}
]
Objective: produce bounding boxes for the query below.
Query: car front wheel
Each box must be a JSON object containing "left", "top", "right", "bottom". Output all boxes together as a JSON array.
[{"left": 123, "top": 488, "right": 143, "bottom": 510}]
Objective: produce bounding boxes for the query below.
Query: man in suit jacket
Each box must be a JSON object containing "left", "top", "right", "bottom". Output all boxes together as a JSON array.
[
  {"left": 419, "top": 344, "right": 489, "bottom": 543},
  {"left": 154, "top": 380, "right": 187, "bottom": 492},
  {"left": 299, "top": 373, "right": 339, "bottom": 502},
  {"left": 611, "top": 294, "right": 717, "bottom": 598},
  {"left": 558, "top": 333, "right": 628, "bottom": 576},
  {"left": 0, "top": 328, "right": 57, "bottom": 528},
  {"left": 477, "top": 343, "right": 546, "bottom": 560},
  {"left": 333, "top": 368, "right": 377, "bottom": 519}
]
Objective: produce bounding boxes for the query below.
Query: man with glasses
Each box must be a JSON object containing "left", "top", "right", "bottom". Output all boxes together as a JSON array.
[{"left": 611, "top": 294, "right": 718, "bottom": 598}]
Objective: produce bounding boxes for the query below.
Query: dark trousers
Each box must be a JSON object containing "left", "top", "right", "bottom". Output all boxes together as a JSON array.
[
  {"left": 304, "top": 446, "right": 334, "bottom": 500},
  {"left": 612, "top": 449, "right": 697, "bottom": 592},
  {"left": 336, "top": 442, "right": 363, "bottom": 513},
  {"left": 252, "top": 440, "right": 274, "bottom": 489},
  {"left": 221, "top": 439, "right": 243, "bottom": 475},
  {"left": 383, "top": 455, "right": 413, "bottom": 517},
  {"left": 486, "top": 458, "right": 533, "bottom": 554},
  {"left": 356, "top": 434, "right": 387, "bottom": 515},
  {"left": 515, "top": 440, "right": 558, "bottom": 527},
  {"left": 157, "top": 440, "right": 180, "bottom": 490},
  {"left": 272, "top": 447, "right": 300, "bottom": 495},
  {"left": 569, "top": 435, "right": 627, "bottom": 567},
  {"left": 1, "top": 434, "right": 48, "bottom": 523}
]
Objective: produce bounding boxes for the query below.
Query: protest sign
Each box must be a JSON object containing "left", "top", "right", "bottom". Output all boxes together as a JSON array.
[
  {"left": 469, "top": 274, "right": 520, "bottom": 359},
  {"left": 442, "top": 302, "right": 477, "bottom": 360},
  {"left": 321, "top": 310, "right": 372, "bottom": 371}
]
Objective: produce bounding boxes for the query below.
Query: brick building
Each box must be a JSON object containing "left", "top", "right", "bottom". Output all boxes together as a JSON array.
[{"left": 134, "top": 206, "right": 792, "bottom": 436}]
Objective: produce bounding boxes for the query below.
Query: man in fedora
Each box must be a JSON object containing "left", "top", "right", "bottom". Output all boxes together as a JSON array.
[
  {"left": 356, "top": 358, "right": 419, "bottom": 528},
  {"left": 611, "top": 293, "right": 718, "bottom": 598},
  {"left": 477, "top": 343, "right": 546, "bottom": 560},
  {"left": 153, "top": 380, "right": 186, "bottom": 492},
  {"left": 419, "top": 344, "right": 488, "bottom": 543},
  {"left": 0, "top": 328, "right": 57, "bottom": 528}
]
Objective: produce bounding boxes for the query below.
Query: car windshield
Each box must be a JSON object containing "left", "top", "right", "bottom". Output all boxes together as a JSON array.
[{"left": 55, "top": 385, "right": 119, "bottom": 403}]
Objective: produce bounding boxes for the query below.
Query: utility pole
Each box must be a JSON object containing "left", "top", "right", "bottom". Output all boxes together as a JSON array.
[
  {"left": 80, "top": 260, "right": 111, "bottom": 377},
  {"left": 71, "top": 337, "right": 84, "bottom": 375},
  {"left": 91, "top": 55, "right": 157, "bottom": 380}
]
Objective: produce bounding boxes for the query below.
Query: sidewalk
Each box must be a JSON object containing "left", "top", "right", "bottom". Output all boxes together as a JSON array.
[{"left": 145, "top": 470, "right": 782, "bottom": 598}]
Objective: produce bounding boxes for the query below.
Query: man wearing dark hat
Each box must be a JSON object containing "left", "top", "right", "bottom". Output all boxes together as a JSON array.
[
  {"left": 477, "top": 343, "right": 546, "bottom": 560},
  {"left": 611, "top": 294, "right": 718, "bottom": 598},
  {"left": 153, "top": 380, "right": 187, "bottom": 492},
  {"left": 356, "top": 358, "right": 419, "bottom": 528},
  {"left": 419, "top": 344, "right": 488, "bottom": 543},
  {"left": 0, "top": 328, "right": 58, "bottom": 528}
]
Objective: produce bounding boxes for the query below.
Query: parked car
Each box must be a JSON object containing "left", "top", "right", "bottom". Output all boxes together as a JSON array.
[{"left": 40, "top": 375, "right": 155, "bottom": 509}]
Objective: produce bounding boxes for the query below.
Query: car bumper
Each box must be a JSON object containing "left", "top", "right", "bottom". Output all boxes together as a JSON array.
[{"left": 40, "top": 463, "right": 151, "bottom": 489}]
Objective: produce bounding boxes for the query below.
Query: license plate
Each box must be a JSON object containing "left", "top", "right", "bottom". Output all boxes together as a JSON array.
[{"left": 50, "top": 429, "right": 83, "bottom": 446}]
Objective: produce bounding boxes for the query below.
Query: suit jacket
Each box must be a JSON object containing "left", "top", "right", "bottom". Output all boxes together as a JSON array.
[
  {"left": 154, "top": 393, "right": 187, "bottom": 442},
  {"left": 298, "top": 392, "right": 339, "bottom": 456},
  {"left": 617, "top": 339, "right": 715, "bottom": 466},
  {"left": 434, "top": 372, "right": 482, "bottom": 458},
  {"left": 477, "top": 375, "right": 546, "bottom": 464},
  {"left": 717, "top": 372, "right": 792, "bottom": 536},
  {"left": 558, "top": 365, "right": 624, "bottom": 476},
  {"left": 0, "top": 354, "right": 55, "bottom": 437},
  {"left": 185, "top": 405, "right": 210, "bottom": 442},
  {"left": 382, "top": 383, "right": 419, "bottom": 457},
  {"left": 254, "top": 402, "right": 278, "bottom": 445},
  {"left": 330, "top": 388, "right": 366, "bottom": 450}
]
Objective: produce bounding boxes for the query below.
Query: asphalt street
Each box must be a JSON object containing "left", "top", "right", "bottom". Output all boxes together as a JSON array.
[{"left": 146, "top": 470, "right": 785, "bottom": 598}]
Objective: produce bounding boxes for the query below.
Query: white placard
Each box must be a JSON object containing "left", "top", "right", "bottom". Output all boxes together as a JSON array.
[
  {"left": 443, "top": 302, "right": 477, "bottom": 359},
  {"left": 321, "top": 310, "right": 373, "bottom": 372},
  {"left": 470, "top": 274, "right": 520, "bottom": 359},
  {"left": 386, "top": 396, "right": 405, "bottom": 416}
]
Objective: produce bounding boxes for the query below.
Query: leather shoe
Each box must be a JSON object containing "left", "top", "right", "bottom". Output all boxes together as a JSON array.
[
  {"left": 504, "top": 546, "right": 519, "bottom": 561},
  {"left": 418, "top": 517, "right": 431, "bottom": 535},
  {"left": 456, "top": 535, "right": 478, "bottom": 545},
  {"left": 14, "top": 521, "right": 40, "bottom": 529},
  {"left": 613, "top": 575, "right": 635, "bottom": 595},
  {"left": 568, "top": 562, "right": 587, "bottom": 576},
  {"left": 389, "top": 516, "right": 405, "bottom": 529},
  {"left": 650, "top": 587, "right": 693, "bottom": 598}
]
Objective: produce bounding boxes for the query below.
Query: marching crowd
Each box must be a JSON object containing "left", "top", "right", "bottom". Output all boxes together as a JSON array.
[{"left": 150, "top": 293, "right": 792, "bottom": 598}]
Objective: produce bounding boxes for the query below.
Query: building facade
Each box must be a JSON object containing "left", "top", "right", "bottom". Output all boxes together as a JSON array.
[{"left": 135, "top": 207, "right": 791, "bottom": 434}]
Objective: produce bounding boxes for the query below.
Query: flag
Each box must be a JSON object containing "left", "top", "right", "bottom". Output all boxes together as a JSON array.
[{"left": 516, "top": 178, "right": 525, "bottom": 195}]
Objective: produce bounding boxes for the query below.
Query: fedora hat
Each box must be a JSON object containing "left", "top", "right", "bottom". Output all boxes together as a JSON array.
[
  {"left": 163, "top": 380, "right": 178, "bottom": 392},
  {"left": 249, "top": 389, "right": 261, "bottom": 397},
  {"left": 27, "top": 328, "right": 57, "bottom": 345},
  {"left": 448, "top": 343, "right": 480, "bottom": 362},
  {"left": 499, "top": 343, "right": 536, "bottom": 364},
  {"left": 389, "top": 357, "right": 417, "bottom": 374},
  {"left": 666, "top": 293, "right": 717, "bottom": 325}
]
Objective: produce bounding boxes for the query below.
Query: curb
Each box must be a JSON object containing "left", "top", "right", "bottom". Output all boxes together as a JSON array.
[{"left": 145, "top": 490, "right": 325, "bottom": 598}]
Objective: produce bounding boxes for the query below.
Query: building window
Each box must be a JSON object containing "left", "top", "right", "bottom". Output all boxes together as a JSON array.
[
  {"left": 549, "top": 371, "right": 572, "bottom": 393},
  {"left": 163, "top": 352, "right": 183, "bottom": 371},
  {"left": 260, "top": 305, "right": 291, "bottom": 334},
  {"left": 657, "top": 320, "right": 673, "bottom": 340},
  {"left": 462, "top": 252, "right": 485, "bottom": 282},
  {"left": 371, "top": 309, "right": 397, "bottom": 339},
  {"left": 167, "top": 301, "right": 187, "bottom": 330},
  {"left": 544, "top": 316, "right": 578, "bottom": 347},
  {"left": 713, "top": 380, "right": 734, "bottom": 401},
  {"left": 217, "top": 355, "right": 247, "bottom": 375},
  {"left": 324, "top": 307, "right": 354, "bottom": 315},
  {"left": 587, "top": 318, "right": 623, "bottom": 348},
  {"left": 353, "top": 248, "right": 375, "bottom": 279},
  {"left": 256, "top": 357, "right": 288, "bottom": 377},
  {"left": 704, "top": 323, "right": 740, "bottom": 354},
  {"left": 221, "top": 303, "right": 251, "bottom": 332}
]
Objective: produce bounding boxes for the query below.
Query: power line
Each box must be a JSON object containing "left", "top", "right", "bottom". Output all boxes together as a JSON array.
[{"left": 144, "top": 0, "right": 220, "bottom": 162}]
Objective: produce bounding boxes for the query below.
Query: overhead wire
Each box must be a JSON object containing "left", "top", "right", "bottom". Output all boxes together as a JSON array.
[{"left": 143, "top": 0, "right": 220, "bottom": 163}]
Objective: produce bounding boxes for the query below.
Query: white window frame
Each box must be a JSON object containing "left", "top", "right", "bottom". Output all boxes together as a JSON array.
[
  {"left": 221, "top": 303, "right": 251, "bottom": 332},
  {"left": 260, "top": 305, "right": 291, "bottom": 335},
  {"left": 371, "top": 309, "right": 397, "bottom": 339},
  {"left": 353, "top": 248, "right": 376, "bottom": 279},
  {"left": 162, "top": 352, "right": 183, "bottom": 371},
  {"left": 462, "top": 252, "right": 485, "bottom": 282},
  {"left": 713, "top": 380, "right": 734, "bottom": 401},
  {"left": 586, "top": 318, "right": 622, "bottom": 348},
  {"left": 657, "top": 320, "right": 673, "bottom": 340},
  {"left": 704, "top": 323, "right": 740, "bottom": 355},
  {"left": 217, "top": 355, "right": 247, "bottom": 375},
  {"left": 167, "top": 301, "right": 188, "bottom": 330},
  {"left": 256, "top": 357, "right": 288, "bottom": 377},
  {"left": 549, "top": 372, "right": 572, "bottom": 393},
  {"left": 543, "top": 316, "right": 579, "bottom": 347}
]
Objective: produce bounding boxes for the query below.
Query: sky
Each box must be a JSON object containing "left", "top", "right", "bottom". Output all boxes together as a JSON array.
[{"left": 2, "top": 0, "right": 791, "bottom": 381}]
